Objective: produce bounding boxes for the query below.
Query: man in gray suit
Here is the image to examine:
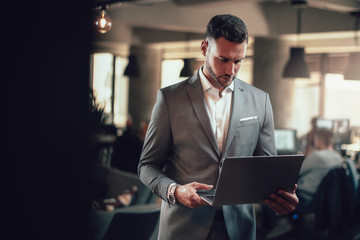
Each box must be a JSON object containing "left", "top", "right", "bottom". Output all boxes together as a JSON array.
[{"left": 138, "top": 14, "right": 299, "bottom": 240}]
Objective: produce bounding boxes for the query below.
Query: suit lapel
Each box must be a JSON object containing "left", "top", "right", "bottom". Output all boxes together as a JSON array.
[
  {"left": 222, "top": 79, "right": 246, "bottom": 158},
  {"left": 185, "top": 74, "right": 221, "bottom": 157}
]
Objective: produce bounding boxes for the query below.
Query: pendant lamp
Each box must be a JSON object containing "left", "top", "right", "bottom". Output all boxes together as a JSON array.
[
  {"left": 124, "top": 55, "right": 140, "bottom": 77},
  {"left": 180, "top": 58, "right": 194, "bottom": 77},
  {"left": 180, "top": 33, "right": 195, "bottom": 77},
  {"left": 282, "top": 1, "right": 310, "bottom": 79},
  {"left": 283, "top": 47, "right": 310, "bottom": 78}
]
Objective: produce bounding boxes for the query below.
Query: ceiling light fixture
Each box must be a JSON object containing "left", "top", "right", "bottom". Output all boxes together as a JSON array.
[
  {"left": 180, "top": 58, "right": 194, "bottom": 77},
  {"left": 94, "top": 4, "right": 112, "bottom": 34},
  {"left": 283, "top": 0, "right": 310, "bottom": 79},
  {"left": 124, "top": 55, "right": 140, "bottom": 77},
  {"left": 180, "top": 33, "right": 195, "bottom": 77}
]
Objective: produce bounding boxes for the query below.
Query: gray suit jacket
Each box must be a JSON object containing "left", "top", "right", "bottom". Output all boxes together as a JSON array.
[{"left": 138, "top": 73, "right": 277, "bottom": 240}]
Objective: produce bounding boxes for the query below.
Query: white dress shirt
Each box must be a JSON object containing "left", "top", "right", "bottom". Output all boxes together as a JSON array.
[{"left": 199, "top": 67, "right": 233, "bottom": 153}]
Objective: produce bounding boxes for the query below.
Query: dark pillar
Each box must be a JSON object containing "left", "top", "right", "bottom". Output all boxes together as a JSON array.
[
  {"left": 127, "top": 45, "right": 162, "bottom": 131},
  {"left": 252, "top": 37, "right": 295, "bottom": 129}
]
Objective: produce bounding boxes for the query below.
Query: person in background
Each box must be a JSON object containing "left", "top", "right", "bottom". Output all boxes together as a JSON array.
[
  {"left": 304, "top": 117, "right": 317, "bottom": 156},
  {"left": 138, "top": 14, "right": 299, "bottom": 240},
  {"left": 263, "top": 128, "right": 343, "bottom": 239},
  {"left": 297, "top": 128, "right": 343, "bottom": 207}
]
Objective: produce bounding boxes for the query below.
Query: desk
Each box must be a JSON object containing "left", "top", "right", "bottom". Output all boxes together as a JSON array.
[{"left": 341, "top": 143, "right": 360, "bottom": 171}]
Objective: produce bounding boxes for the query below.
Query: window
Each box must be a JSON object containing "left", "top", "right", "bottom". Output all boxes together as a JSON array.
[
  {"left": 292, "top": 73, "right": 321, "bottom": 136},
  {"left": 324, "top": 74, "right": 360, "bottom": 127},
  {"left": 91, "top": 53, "right": 129, "bottom": 128},
  {"left": 113, "top": 57, "right": 129, "bottom": 127},
  {"left": 161, "top": 59, "right": 184, "bottom": 88},
  {"left": 92, "top": 53, "right": 113, "bottom": 114}
]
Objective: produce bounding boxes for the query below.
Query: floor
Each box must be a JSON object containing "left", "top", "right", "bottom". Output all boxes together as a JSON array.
[
  {"left": 255, "top": 205, "right": 360, "bottom": 240},
  {"left": 256, "top": 215, "right": 360, "bottom": 240}
]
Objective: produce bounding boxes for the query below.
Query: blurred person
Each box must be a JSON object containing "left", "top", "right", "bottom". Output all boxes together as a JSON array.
[
  {"left": 304, "top": 117, "right": 317, "bottom": 156},
  {"left": 263, "top": 128, "right": 343, "bottom": 239},
  {"left": 297, "top": 128, "right": 343, "bottom": 207},
  {"left": 138, "top": 14, "right": 299, "bottom": 240}
]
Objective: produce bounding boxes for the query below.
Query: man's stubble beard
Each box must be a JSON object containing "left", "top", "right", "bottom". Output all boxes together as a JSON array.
[{"left": 205, "top": 58, "right": 234, "bottom": 89}]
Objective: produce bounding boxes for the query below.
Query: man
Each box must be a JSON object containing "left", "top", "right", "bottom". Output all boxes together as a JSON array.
[{"left": 138, "top": 14, "right": 298, "bottom": 240}]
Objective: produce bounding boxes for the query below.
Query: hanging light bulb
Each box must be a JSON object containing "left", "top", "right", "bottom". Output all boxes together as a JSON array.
[{"left": 94, "top": 4, "right": 112, "bottom": 34}]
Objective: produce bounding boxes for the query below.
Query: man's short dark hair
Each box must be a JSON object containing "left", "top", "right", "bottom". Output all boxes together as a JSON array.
[{"left": 205, "top": 14, "right": 248, "bottom": 43}]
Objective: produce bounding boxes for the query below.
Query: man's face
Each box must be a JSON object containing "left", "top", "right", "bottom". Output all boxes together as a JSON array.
[{"left": 201, "top": 36, "right": 247, "bottom": 92}]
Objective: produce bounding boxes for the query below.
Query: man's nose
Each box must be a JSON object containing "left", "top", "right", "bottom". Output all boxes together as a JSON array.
[{"left": 225, "top": 62, "right": 235, "bottom": 75}]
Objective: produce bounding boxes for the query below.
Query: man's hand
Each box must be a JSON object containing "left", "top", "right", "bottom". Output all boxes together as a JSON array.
[
  {"left": 174, "top": 182, "right": 213, "bottom": 208},
  {"left": 263, "top": 184, "right": 299, "bottom": 216}
]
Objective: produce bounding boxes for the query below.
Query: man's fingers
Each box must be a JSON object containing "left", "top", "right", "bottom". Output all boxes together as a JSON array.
[
  {"left": 263, "top": 187, "right": 299, "bottom": 216},
  {"left": 264, "top": 198, "right": 288, "bottom": 216},
  {"left": 278, "top": 189, "right": 299, "bottom": 206},
  {"left": 191, "top": 182, "right": 213, "bottom": 190},
  {"left": 291, "top": 184, "right": 298, "bottom": 194},
  {"left": 175, "top": 182, "right": 213, "bottom": 208}
]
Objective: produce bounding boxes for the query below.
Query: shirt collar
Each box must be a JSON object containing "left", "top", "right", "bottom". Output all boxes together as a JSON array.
[{"left": 199, "top": 66, "right": 234, "bottom": 93}]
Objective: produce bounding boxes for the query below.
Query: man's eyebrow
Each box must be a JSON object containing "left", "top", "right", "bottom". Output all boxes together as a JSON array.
[
  {"left": 219, "top": 56, "right": 245, "bottom": 61},
  {"left": 219, "top": 56, "right": 230, "bottom": 60}
]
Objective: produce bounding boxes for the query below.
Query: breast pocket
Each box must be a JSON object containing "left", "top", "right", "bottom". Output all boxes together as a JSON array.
[{"left": 236, "top": 118, "right": 260, "bottom": 144}]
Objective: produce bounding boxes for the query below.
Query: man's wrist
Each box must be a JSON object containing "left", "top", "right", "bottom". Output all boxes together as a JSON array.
[{"left": 167, "top": 183, "right": 178, "bottom": 204}]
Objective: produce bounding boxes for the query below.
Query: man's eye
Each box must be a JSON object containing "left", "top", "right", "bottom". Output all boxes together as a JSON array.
[{"left": 219, "top": 59, "right": 228, "bottom": 63}]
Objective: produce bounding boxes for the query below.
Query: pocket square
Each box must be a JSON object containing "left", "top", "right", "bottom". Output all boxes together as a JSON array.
[{"left": 239, "top": 116, "right": 258, "bottom": 122}]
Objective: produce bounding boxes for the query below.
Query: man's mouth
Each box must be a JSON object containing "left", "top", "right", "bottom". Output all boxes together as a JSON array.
[{"left": 222, "top": 76, "right": 233, "bottom": 81}]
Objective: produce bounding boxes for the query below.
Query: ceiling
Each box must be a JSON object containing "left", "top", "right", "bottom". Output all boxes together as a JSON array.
[{"left": 92, "top": 0, "right": 360, "bottom": 55}]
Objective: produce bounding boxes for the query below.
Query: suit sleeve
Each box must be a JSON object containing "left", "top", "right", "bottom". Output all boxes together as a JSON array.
[
  {"left": 138, "top": 89, "right": 175, "bottom": 201},
  {"left": 254, "top": 93, "right": 277, "bottom": 156}
]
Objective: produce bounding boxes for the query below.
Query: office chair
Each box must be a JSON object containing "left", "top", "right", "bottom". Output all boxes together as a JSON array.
[
  {"left": 343, "top": 158, "right": 359, "bottom": 200},
  {"left": 294, "top": 167, "right": 355, "bottom": 240}
]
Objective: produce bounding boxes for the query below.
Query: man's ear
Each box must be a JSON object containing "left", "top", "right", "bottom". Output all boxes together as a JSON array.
[{"left": 201, "top": 40, "right": 208, "bottom": 57}]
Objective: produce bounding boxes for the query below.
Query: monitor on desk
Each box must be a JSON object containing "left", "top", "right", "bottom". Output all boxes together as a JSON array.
[
  {"left": 315, "top": 117, "right": 351, "bottom": 152},
  {"left": 315, "top": 118, "right": 350, "bottom": 142},
  {"left": 274, "top": 129, "right": 298, "bottom": 155},
  {"left": 315, "top": 118, "right": 334, "bottom": 130}
]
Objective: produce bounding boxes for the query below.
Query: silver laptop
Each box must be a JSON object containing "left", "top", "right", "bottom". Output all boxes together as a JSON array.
[{"left": 197, "top": 154, "right": 304, "bottom": 206}]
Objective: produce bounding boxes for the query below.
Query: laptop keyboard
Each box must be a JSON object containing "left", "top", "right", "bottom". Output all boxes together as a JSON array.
[
  {"left": 204, "top": 195, "right": 214, "bottom": 201},
  {"left": 197, "top": 189, "right": 216, "bottom": 200}
]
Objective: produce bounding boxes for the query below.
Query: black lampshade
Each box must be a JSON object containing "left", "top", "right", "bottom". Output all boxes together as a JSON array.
[
  {"left": 180, "top": 58, "right": 194, "bottom": 77},
  {"left": 344, "top": 52, "right": 360, "bottom": 80},
  {"left": 124, "top": 55, "right": 140, "bottom": 77},
  {"left": 283, "top": 47, "right": 310, "bottom": 79}
]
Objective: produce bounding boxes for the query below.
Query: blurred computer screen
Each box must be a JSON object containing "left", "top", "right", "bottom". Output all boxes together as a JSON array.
[{"left": 274, "top": 129, "right": 298, "bottom": 155}]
